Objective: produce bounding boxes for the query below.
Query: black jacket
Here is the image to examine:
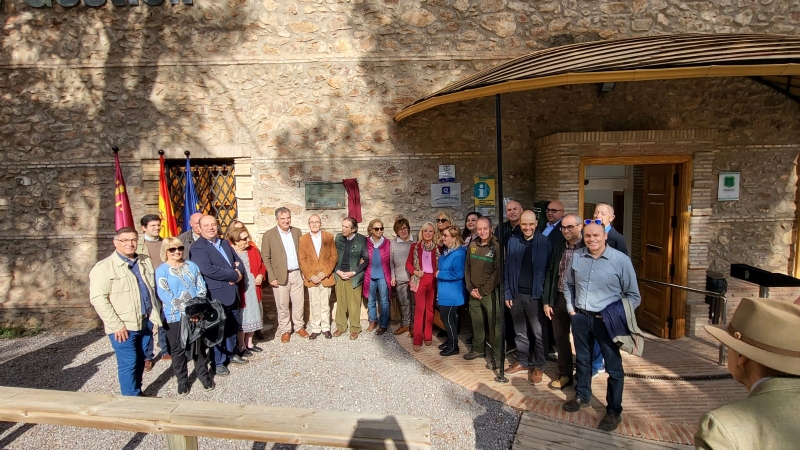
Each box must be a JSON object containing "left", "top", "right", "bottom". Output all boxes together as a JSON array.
[
  {"left": 542, "top": 240, "right": 585, "bottom": 307},
  {"left": 607, "top": 227, "right": 628, "bottom": 256}
]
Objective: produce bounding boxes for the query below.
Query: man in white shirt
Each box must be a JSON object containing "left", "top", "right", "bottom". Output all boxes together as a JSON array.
[
  {"left": 298, "top": 215, "right": 338, "bottom": 339},
  {"left": 261, "top": 207, "right": 307, "bottom": 343}
]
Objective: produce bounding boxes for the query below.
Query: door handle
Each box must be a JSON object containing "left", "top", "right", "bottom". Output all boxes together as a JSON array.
[{"left": 646, "top": 244, "right": 661, "bottom": 252}]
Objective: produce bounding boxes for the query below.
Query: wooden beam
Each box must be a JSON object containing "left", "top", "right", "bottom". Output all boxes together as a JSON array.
[{"left": 0, "top": 387, "right": 431, "bottom": 450}]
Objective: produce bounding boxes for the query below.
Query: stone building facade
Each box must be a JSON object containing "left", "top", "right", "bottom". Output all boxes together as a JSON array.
[{"left": 1, "top": 1, "right": 799, "bottom": 333}]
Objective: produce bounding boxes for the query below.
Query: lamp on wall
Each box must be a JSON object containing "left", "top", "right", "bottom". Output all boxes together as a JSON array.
[{"left": 599, "top": 82, "right": 616, "bottom": 93}]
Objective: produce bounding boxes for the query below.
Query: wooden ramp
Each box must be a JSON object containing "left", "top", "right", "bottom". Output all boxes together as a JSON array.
[{"left": 512, "top": 412, "right": 693, "bottom": 450}]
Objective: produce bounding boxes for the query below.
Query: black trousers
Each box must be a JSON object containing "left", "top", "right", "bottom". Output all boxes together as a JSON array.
[
  {"left": 439, "top": 305, "right": 459, "bottom": 350},
  {"left": 510, "top": 293, "right": 548, "bottom": 370},
  {"left": 551, "top": 292, "right": 574, "bottom": 376},
  {"left": 164, "top": 321, "right": 211, "bottom": 387}
]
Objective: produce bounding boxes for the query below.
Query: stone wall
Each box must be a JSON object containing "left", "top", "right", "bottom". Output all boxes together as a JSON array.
[{"left": 2, "top": 1, "right": 800, "bottom": 328}]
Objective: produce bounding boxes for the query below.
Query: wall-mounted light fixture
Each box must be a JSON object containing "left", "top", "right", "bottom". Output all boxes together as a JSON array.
[{"left": 599, "top": 82, "right": 616, "bottom": 93}]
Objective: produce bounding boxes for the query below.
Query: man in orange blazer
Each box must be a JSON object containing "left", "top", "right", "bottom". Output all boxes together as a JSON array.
[{"left": 298, "top": 214, "right": 339, "bottom": 339}]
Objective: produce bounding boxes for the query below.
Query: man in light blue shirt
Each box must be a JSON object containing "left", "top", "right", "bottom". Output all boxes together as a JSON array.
[{"left": 561, "top": 221, "right": 640, "bottom": 432}]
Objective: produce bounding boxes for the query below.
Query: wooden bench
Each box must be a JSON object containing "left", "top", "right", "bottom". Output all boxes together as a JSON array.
[{"left": 0, "top": 386, "right": 431, "bottom": 450}]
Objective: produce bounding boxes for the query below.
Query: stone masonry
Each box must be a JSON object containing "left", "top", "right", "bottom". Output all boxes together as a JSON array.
[{"left": 1, "top": 1, "right": 800, "bottom": 329}]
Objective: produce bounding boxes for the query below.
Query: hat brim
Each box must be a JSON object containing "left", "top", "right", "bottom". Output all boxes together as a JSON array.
[{"left": 705, "top": 324, "right": 800, "bottom": 376}]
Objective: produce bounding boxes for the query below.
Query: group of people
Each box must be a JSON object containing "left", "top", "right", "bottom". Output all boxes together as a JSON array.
[{"left": 88, "top": 201, "right": 800, "bottom": 443}]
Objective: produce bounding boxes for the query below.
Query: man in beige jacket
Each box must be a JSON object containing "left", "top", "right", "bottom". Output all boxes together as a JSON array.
[
  {"left": 261, "top": 207, "right": 307, "bottom": 343},
  {"left": 695, "top": 297, "right": 800, "bottom": 449},
  {"left": 298, "top": 214, "right": 338, "bottom": 339},
  {"left": 89, "top": 227, "right": 162, "bottom": 397}
]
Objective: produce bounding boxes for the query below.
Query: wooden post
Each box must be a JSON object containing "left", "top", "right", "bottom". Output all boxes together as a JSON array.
[{"left": 165, "top": 434, "right": 198, "bottom": 450}]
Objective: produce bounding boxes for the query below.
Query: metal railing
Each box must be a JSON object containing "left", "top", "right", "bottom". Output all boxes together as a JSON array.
[{"left": 638, "top": 278, "right": 728, "bottom": 366}]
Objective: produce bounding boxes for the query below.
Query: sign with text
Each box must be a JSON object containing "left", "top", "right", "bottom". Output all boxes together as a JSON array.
[
  {"left": 718, "top": 172, "right": 740, "bottom": 201},
  {"left": 473, "top": 177, "right": 495, "bottom": 206},
  {"left": 438, "top": 165, "right": 455, "bottom": 182},
  {"left": 431, "top": 183, "right": 461, "bottom": 208},
  {"left": 305, "top": 182, "right": 345, "bottom": 210}
]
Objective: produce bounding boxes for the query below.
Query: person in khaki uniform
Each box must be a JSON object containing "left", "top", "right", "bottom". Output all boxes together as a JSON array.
[
  {"left": 695, "top": 297, "right": 800, "bottom": 450},
  {"left": 464, "top": 217, "right": 502, "bottom": 370},
  {"left": 298, "top": 214, "right": 338, "bottom": 339},
  {"left": 89, "top": 227, "right": 162, "bottom": 397}
]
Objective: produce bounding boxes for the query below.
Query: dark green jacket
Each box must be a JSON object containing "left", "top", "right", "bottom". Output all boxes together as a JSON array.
[
  {"left": 542, "top": 239, "right": 584, "bottom": 306},
  {"left": 334, "top": 233, "right": 368, "bottom": 288}
]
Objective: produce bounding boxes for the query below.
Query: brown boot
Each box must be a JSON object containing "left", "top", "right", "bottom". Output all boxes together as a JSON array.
[
  {"left": 505, "top": 362, "right": 527, "bottom": 374},
  {"left": 394, "top": 325, "right": 409, "bottom": 335},
  {"left": 528, "top": 368, "right": 544, "bottom": 385},
  {"left": 366, "top": 321, "right": 378, "bottom": 332}
]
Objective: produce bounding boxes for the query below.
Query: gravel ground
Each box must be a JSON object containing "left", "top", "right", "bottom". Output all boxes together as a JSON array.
[{"left": 0, "top": 322, "right": 520, "bottom": 450}]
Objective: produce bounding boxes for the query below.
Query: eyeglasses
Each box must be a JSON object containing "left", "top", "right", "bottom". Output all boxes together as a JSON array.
[
  {"left": 115, "top": 239, "right": 137, "bottom": 244},
  {"left": 436, "top": 219, "right": 449, "bottom": 223},
  {"left": 584, "top": 219, "right": 603, "bottom": 225},
  {"left": 545, "top": 208, "right": 563, "bottom": 213},
  {"left": 167, "top": 246, "right": 185, "bottom": 253},
  {"left": 309, "top": 221, "right": 321, "bottom": 224},
  {"left": 372, "top": 227, "right": 384, "bottom": 231},
  {"left": 237, "top": 236, "right": 250, "bottom": 242},
  {"left": 562, "top": 224, "right": 580, "bottom": 231}
]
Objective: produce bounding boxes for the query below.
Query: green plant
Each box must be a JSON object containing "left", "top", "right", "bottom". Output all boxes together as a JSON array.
[{"left": 0, "top": 326, "right": 44, "bottom": 339}]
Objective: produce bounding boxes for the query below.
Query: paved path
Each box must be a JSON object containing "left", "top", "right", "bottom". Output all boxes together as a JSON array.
[{"left": 397, "top": 327, "right": 743, "bottom": 447}]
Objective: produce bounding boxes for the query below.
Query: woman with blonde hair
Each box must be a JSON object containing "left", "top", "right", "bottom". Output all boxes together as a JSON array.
[
  {"left": 363, "top": 218, "right": 393, "bottom": 335},
  {"left": 224, "top": 225, "right": 266, "bottom": 356},
  {"left": 436, "top": 225, "right": 466, "bottom": 356},
  {"left": 405, "top": 221, "right": 439, "bottom": 351},
  {"left": 155, "top": 236, "right": 213, "bottom": 394},
  {"left": 434, "top": 211, "right": 454, "bottom": 249}
]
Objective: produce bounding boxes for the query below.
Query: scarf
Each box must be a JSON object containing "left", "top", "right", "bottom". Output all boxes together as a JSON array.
[{"left": 410, "top": 240, "right": 439, "bottom": 292}]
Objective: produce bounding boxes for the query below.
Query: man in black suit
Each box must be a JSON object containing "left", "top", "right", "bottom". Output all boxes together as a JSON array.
[
  {"left": 538, "top": 200, "right": 566, "bottom": 249},
  {"left": 189, "top": 215, "right": 247, "bottom": 377},
  {"left": 593, "top": 202, "right": 628, "bottom": 256}
]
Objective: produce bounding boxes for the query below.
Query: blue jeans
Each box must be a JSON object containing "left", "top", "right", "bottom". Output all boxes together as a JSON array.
[
  {"left": 592, "top": 341, "right": 605, "bottom": 374},
  {"left": 145, "top": 325, "right": 170, "bottom": 360},
  {"left": 108, "top": 319, "right": 153, "bottom": 396},
  {"left": 571, "top": 312, "right": 625, "bottom": 414},
  {"left": 368, "top": 277, "right": 390, "bottom": 329}
]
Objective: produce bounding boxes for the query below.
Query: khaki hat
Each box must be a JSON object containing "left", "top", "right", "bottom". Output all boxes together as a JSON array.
[{"left": 705, "top": 297, "right": 800, "bottom": 376}]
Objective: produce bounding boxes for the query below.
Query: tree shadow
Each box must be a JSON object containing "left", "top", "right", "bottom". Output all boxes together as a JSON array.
[{"left": 0, "top": 330, "right": 110, "bottom": 391}]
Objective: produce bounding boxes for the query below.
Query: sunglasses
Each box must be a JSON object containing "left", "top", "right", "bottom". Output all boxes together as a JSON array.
[
  {"left": 372, "top": 227, "right": 384, "bottom": 231},
  {"left": 545, "top": 208, "right": 563, "bottom": 213},
  {"left": 436, "top": 219, "right": 449, "bottom": 223},
  {"left": 237, "top": 236, "right": 250, "bottom": 242},
  {"left": 584, "top": 219, "right": 603, "bottom": 225},
  {"left": 167, "top": 246, "right": 185, "bottom": 253}
]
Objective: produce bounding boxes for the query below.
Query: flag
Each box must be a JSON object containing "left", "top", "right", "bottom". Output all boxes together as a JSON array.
[
  {"left": 183, "top": 155, "right": 200, "bottom": 231},
  {"left": 114, "top": 150, "right": 135, "bottom": 231},
  {"left": 158, "top": 154, "right": 179, "bottom": 238}
]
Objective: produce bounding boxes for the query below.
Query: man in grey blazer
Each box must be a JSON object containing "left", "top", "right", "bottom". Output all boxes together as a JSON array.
[
  {"left": 695, "top": 297, "right": 800, "bottom": 449},
  {"left": 261, "top": 207, "right": 307, "bottom": 343}
]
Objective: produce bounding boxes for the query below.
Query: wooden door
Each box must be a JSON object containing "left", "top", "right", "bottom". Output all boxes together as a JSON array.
[{"left": 638, "top": 164, "right": 677, "bottom": 338}]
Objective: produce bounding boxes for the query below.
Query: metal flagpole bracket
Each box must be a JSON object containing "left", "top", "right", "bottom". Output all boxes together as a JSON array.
[
  {"left": 158, "top": 150, "right": 165, "bottom": 156},
  {"left": 112, "top": 146, "right": 119, "bottom": 154},
  {"left": 185, "top": 150, "right": 190, "bottom": 157}
]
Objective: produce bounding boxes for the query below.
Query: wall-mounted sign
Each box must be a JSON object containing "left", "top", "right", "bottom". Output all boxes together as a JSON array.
[
  {"left": 305, "top": 182, "right": 345, "bottom": 210},
  {"left": 431, "top": 183, "right": 461, "bottom": 207},
  {"left": 718, "top": 172, "right": 740, "bottom": 201},
  {"left": 473, "top": 177, "right": 495, "bottom": 206},
  {"left": 25, "top": 0, "right": 192, "bottom": 8},
  {"left": 438, "top": 165, "right": 455, "bottom": 182}
]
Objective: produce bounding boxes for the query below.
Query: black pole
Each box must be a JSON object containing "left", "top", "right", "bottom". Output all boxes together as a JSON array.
[{"left": 494, "top": 94, "right": 508, "bottom": 383}]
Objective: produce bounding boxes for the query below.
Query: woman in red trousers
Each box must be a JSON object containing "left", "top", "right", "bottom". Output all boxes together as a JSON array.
[{"left": 406, "top": 221, "right": 440, "bottom": 352}]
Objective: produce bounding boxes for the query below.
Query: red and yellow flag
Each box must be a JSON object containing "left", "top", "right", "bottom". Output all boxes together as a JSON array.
[
  {"left": 158, "top": 154, "right": 179, "bottom": 238},
  {"left": 114, "top": 150, "right": 135, "bottom": 231}
]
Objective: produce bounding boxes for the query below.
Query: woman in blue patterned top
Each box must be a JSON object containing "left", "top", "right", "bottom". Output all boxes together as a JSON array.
[{"left": 156, "top": 236, "right": 213, "bottom": 395}]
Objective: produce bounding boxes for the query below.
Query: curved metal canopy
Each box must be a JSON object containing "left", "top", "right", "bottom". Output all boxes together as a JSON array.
[{"left": 394, "top": 33, "right": 800, "bottom": 122}]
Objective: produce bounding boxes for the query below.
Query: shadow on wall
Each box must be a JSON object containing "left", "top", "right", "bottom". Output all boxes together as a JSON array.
[{"left": 0, "top": 2, "right": 255, "bottom": 311}]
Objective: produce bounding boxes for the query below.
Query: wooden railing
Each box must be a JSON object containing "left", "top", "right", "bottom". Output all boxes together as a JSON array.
[{"left": 0, "top": 387, "right": 431, "bottom": 450}]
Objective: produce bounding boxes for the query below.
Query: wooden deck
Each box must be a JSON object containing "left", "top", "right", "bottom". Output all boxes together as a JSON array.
[{"left": 512, "top": 412, "right": 693, "bottom": 450}]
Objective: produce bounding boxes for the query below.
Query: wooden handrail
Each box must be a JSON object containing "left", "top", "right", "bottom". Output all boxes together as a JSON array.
[{"left": 0, "top": 387, "right": 431, "bottom": 450}]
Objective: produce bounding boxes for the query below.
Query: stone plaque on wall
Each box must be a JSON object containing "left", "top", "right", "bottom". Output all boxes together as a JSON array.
[{"left": 305, "top": 182, "right": 345, "bottom": 210}]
